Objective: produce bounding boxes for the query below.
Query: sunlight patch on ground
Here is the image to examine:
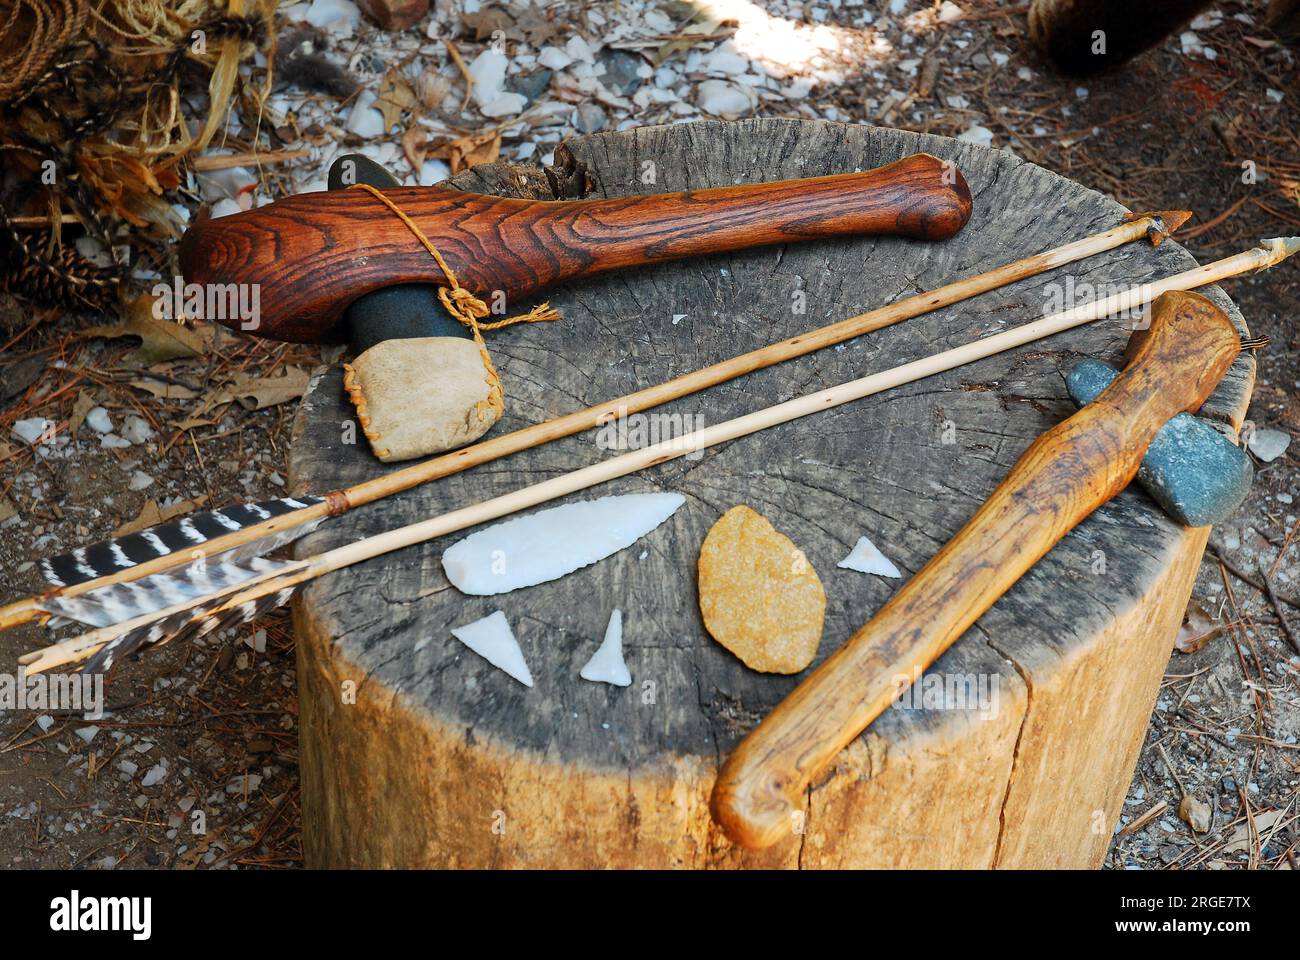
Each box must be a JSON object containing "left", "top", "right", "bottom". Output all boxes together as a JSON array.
[{"left": 690, "top": 0, "right": 899, "bottom": 85}]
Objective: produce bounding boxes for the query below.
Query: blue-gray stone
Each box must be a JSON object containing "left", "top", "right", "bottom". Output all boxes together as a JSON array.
[{"left": 1065, "top": 359, "right": 1253, "bottom": 527}]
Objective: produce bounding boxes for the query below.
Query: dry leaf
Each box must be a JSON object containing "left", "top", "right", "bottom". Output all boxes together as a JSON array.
[
  {"left": 0, "top": 496, "right": 16, "bottom": 523},
  {"left": 68, "top": 390, "right": 96, "bottom": 435},
  {"left": 128, "top": 372, "right": 198, "bottom": 398},
  {"left": 656, "top": 17, "right": 724, "bottom": 65},
  {"left": 129, "top": 379, "right": 198, "bottom": 400},
  {"left": 461, "top": 5, "right": 516, "bottom": 40},
  {"left": 171, "top": 417, "right": 219, "bottom": 431},
  {"left": 436, "top": 129, "right": 501, "bottom": 174},
  {"left": 374, "top": 70, "right": 419, "bottom": 130},
  {"left": 84, "top": 295, "right": 208, "bottom": 366},
  {"left": 211, "top": 366, "right": 310, "bottom": 410},
  {"left": 514, "top": 5, "right": 559, "bottom": 45},
  {"left": 175, "top": 832, "right": 218, "bottom": 870},
  {"left": 402, "top": 125, "right": 429, "bottom": 171},
  {"left": 415, "top": 69, "right": 451, "bottom": 111},
  {"left": 115, "top": 496, "right": 209, "bottom": 537},
  {"left": 1220, "top": 809, "right": 1285, "bottom": 855},
  {"left": 1175, "top": 600, "right": 1226, "bottom": 654}
]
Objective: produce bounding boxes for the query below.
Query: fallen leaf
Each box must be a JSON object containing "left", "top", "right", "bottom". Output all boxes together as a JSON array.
[
  {"left": 0, "top": 497, "right": 16, "bottom": 522},
  {"left": 84, "top": 295, "right": 208, "bottom": 366},
  {"left": 129, "top": 379, "right": 198, "bottom": 400},
  {"left": 461, "top": 5, "right": 516, "bottom": 41},
  {"left": 374, "top": 70, "right": 419, "bottom": 130},
  {"left": 211, "top": 366, "right": 310, "bottom": 410},
  {"left": 1220, "top": 808, "right": 1285, "bottom": 855},
  {"left": 434, "top": 128, "right": 501, "bottom": 174},
  {"left": 513, "top": 5, "right": 559, "bottom": 45},
  {"left": 656, "top": 16, "right": 724, "bottom": 65},
  {"left": 402, "top": 125, "right": 429, "bottom": 171},
  {"left": 115, "top": 496, "right": 209, "bottom": 537},
  {"left": 171, "top": 417, "right": 219, "bottom": 431},
  {"left": 175, "top": 831, "right": 219, "bottom": 870},
  {"left": 68, "top": 390, "right": 96, "bottom": 435},
  {"left": 415, "top": 69, "right": 451, "bottom": 111},
  {"left": 1175, "top": 600, "right": 1226, "bottom": 654}
]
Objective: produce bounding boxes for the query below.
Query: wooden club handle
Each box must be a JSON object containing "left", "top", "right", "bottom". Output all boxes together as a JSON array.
[
  {"left": 178, "top": 153, "right": 971, "bottom": 344},
  {"left": 710, "top": 290, "right": 1240, "bottom": 849}
]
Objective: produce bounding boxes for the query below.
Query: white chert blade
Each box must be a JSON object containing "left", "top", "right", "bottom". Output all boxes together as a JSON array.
[
  {"left": 580, "top": 609, "right": 631, "bottom": 687},
  {"left": 450, "top": 611, "right": 533, "bottom": 687},
  {"left": 442, "top": 493, "right": 685, "bottom": 596},
  {"left": 838, "top": 535, "right": 902, "bottom": 578}
]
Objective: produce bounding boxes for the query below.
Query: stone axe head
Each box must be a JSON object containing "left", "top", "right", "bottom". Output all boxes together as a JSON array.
[
  {"left": 325, "top": 154, "right": 497, "bottom": 463},
  {"left": 1065, "top": 304, "right": 1254, "bottom": 527}
]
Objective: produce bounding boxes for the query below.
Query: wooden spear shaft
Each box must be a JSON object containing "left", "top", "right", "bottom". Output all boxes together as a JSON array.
[
  {"left": 0, "top": 213, "right": 1182, "bottom": 630},
  {"left": 21, "top": 236, "right": 1295, "bottom": 675}
]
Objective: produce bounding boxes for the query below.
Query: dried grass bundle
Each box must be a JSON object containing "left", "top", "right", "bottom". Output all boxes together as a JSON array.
[{"left": 0, "top": 0, "right": 273, "bottom": 323}]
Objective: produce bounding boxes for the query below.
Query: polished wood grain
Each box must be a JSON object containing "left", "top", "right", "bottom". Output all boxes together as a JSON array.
[
  {"left": 709, "top": 289, "right": 1241, "bottom": 850},
  {"left": 178, "top": 153, "right": 971, "bottom": 343}
]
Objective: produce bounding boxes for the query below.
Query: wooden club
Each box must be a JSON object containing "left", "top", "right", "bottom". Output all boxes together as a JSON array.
[{"left": 177, "top": 154, "right": 971, "bottom": 343}]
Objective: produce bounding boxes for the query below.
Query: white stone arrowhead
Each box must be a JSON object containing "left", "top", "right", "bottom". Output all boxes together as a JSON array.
[
  {"left": 450, "top": 610, "right": 534, "bottom": 687},
  {"left": 442, "top": 493, "right": 685, "bottom": 595},
  {"left": 838, "top": 535, "right": 902, "bottom": 578},
  {"left": 580, "top": 609, "right": 631, "bottom": 687}
]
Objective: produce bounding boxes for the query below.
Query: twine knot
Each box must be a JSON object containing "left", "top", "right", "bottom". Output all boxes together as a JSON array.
[{"left": 350, "top": 182, "right": 562, "bottom": 419}]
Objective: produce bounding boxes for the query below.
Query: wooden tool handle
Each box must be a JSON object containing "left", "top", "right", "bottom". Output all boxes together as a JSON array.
[
  {"left": 710, "top": 290, "right": 1240, "bottom": 850},
  {"left": 178, "top": 153, "right": 971, "bottom": 343}
]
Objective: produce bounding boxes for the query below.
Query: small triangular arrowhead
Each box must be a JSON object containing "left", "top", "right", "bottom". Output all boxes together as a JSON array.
[
  {"left": 580, "top": 609, "right": 631, "bottom": 687},
  {"left": 837, "top": 535, "right": 902, "bottom": 578},
  {"left": 451, "top": 611, "right": 533, "bottom": 687}
]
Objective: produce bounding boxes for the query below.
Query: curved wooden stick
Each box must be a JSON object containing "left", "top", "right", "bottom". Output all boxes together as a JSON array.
[
  {"left": 178, "top": 154, "right": 971, "bottom": 343},
  {"left": 709, "top": 290, "right": 1242, "bottom": 850}
]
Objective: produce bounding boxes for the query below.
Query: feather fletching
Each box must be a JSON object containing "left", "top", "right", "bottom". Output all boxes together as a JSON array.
[
  {"left": 39, "top": 495, "right": 324, "bottom": 588},
  {"left": 81, "top": 583, "right": 299, "bottom": 675},
  {"left": 37, "top": 556, "right": 291, "bottom": 628}
]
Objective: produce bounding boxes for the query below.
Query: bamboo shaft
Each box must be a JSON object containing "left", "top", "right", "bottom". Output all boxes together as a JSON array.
[
  {"left": 23, "top": 238, "right": 1287, "bottom": 675},
  {"left": 0, "top": 215, "right": 1168, "bottom": 631}
]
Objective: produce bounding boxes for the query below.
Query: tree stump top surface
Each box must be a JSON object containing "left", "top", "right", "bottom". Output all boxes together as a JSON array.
[{"left": 289, "top": 119, "right": 1252, "bottom": 768}]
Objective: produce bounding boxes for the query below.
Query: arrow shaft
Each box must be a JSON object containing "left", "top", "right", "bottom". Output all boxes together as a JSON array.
[
  {"left": 25, "top": 237, "right": 1286, "bottom": 675},
  {"left": 0, "top": 214, "right": 1174, "bottom": 630}
]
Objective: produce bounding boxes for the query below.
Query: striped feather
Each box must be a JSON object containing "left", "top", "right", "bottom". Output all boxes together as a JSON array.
[
  {"left": 81, "top": 584, "right": 298, "bottom": 675},
  {"left": 39, "top": 495, "right": 325, "bottom": 588},
  {"left": 37, "top": 556, "right": 290, "bottom": 628}
]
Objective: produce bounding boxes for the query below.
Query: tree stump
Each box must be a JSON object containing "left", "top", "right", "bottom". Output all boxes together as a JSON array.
[{"left": 288, "top": 119, "right": 1253, "bottom": 868}]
